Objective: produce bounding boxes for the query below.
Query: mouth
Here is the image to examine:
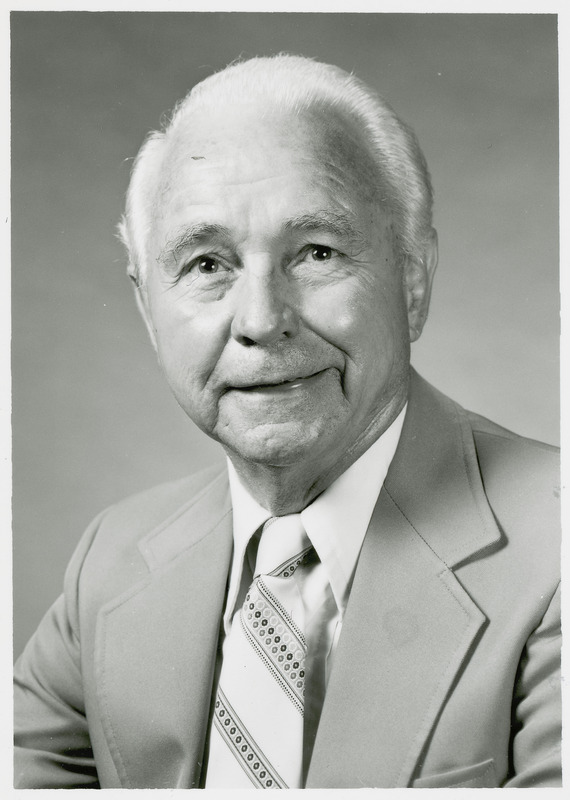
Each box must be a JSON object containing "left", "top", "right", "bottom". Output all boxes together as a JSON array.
[{"left": 230, "top": 369, "right": 330, "bottom": 395}]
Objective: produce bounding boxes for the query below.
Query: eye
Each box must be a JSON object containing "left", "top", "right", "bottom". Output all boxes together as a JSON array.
[
  {"left": 196, "top": 256, "right": 219, "bottom": 274},
  {"left": 310, "top": 245, "right": 333, "bottom": 262}
]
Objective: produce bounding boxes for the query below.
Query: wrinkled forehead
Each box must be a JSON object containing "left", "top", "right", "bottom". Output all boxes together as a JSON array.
[{"left": 154, "top": 100, "right": 387, "bottom": 210}]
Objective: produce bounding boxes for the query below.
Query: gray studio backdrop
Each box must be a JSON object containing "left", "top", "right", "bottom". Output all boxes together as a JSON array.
[{"left": 12, "top": 13, "right": 559, "bottom": 659}]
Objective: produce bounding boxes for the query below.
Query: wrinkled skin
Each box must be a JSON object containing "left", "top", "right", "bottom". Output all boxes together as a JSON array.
[{"left": 136, "top": 105, "right": 437, "bottom": 512}]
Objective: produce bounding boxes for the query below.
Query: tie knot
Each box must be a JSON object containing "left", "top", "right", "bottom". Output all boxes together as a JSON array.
[{"left": 254, "top": 515, "right": 312, "bottom": 578}]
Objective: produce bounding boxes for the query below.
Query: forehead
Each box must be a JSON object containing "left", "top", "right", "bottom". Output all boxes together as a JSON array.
[{"left": 153, "top": 102, "right": 385, "bottom": 221}]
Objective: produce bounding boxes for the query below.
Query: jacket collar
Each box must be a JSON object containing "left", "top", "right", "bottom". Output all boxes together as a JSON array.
[
  {"left": 385, "top": 369, "right": 502, "bottom": 568},
  {"left": 137, "top": 468, "right": 231, "bottom": 571}
]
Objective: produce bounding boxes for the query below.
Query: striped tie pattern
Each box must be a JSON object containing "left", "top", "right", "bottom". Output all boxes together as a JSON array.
[{"left": 206, "top": 515, "right": 312, "bottom": 788}]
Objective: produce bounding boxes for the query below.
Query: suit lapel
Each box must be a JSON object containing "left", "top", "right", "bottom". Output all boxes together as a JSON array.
[
  {"left": 95, "top": 471, "right": 233, "bottom": 789},
  {"left": 307, "top": 371, "right": 503, "bottom": 788}
]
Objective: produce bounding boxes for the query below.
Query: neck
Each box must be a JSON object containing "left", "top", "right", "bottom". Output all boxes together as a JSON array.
[{"left": 225, "top": 393, "right": 406, "bottom": 516}]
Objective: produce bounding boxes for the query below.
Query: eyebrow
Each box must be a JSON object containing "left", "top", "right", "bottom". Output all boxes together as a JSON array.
[
  {"left": 283, "top": 212, "right": 366, "bottom": 246},
  {"left": 158, "top": 223, "right": 232, "bottom": 266}
]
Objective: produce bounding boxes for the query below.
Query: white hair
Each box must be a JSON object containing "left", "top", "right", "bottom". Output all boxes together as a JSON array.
[{"left": 118, "top": 54, "right": 433, "bottom": 286}]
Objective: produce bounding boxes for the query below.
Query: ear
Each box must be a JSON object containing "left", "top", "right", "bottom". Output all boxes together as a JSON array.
[
  {"left": 404, "top": 227, "right": 438, "bottom": 343},
  {"left": 129, "top": 271, "right": 158, "bottom": 352}
]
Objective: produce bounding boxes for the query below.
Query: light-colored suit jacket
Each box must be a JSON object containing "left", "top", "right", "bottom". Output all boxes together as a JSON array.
[{"left": 14, "top": 371, "right": 561, "bottom": 788}]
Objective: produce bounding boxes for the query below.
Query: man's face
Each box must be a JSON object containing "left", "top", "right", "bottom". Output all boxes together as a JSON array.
[{"left": 141, "top": 105, "right": 431, "bottom": 472}]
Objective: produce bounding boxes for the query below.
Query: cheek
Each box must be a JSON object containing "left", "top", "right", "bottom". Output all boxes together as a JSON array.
[
  {"left": 149, "top": 294, "right": 230, "bottom": 397},
  {"left": 300, "top": 279, "right": 408, "bottom": 362}
]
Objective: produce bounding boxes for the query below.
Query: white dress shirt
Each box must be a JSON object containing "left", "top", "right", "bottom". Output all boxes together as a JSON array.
[{"left": 216, "top": 405, "right": 406, "bottom": 772}]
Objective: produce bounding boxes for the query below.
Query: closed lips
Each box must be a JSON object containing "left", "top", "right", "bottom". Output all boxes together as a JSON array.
[{"left": 233, "top": 370, "right": 328, "bottom": 390}]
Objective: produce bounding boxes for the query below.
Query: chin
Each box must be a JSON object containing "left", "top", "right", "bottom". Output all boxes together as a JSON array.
[{"left": 219, "top": 419, "right": 332, "bottom": 467}]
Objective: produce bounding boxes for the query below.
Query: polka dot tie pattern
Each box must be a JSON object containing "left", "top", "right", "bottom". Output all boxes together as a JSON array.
[{"left": 205, "top": 515, "right": 312, "bottom": 788}]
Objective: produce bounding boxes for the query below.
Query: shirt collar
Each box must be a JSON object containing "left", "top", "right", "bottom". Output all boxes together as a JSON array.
[{"left": 225, "top": 404, "right": 406, "bottom": 625}]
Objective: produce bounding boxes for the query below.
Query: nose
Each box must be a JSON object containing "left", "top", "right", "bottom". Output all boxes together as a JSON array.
[{"left": 231, "top": 268, "right": 299, "bottom": 346}]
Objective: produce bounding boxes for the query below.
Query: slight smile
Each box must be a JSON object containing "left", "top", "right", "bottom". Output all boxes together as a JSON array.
[{"left": 232, "top": 370, "right": 330, "bottom": 396}]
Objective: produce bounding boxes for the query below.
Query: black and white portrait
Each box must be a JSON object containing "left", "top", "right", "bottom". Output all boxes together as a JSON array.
[{"left": 11, "top": 11, "right": 560, "bottom": 790}]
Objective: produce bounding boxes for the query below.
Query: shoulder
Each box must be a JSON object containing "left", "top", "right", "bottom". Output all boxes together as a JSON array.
[
  {"left": 466, "top": 409, "right": 559, "bottom": 497},
  {"left": 464, "top": 408, "right": 560, "bottom": 559},
  {"left": 94, "top": 462, "right": 228, "bottom": 538},
  {"left": 64, "top": 463, "right": 229, "bottom": 604}
]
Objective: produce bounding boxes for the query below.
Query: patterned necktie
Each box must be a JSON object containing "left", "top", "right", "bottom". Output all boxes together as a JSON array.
[{"left": 206, "top": 515, "right": 312, "bottom": 788}]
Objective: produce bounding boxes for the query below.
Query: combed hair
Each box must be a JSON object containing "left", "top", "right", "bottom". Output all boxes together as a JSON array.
[{"left": 118, "top": 54, "right": 434, "bottom": 285}]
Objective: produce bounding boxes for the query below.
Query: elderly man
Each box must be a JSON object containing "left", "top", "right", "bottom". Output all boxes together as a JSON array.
[{"left": 14, "top": 55, "right": 560, "bottom": 789}]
